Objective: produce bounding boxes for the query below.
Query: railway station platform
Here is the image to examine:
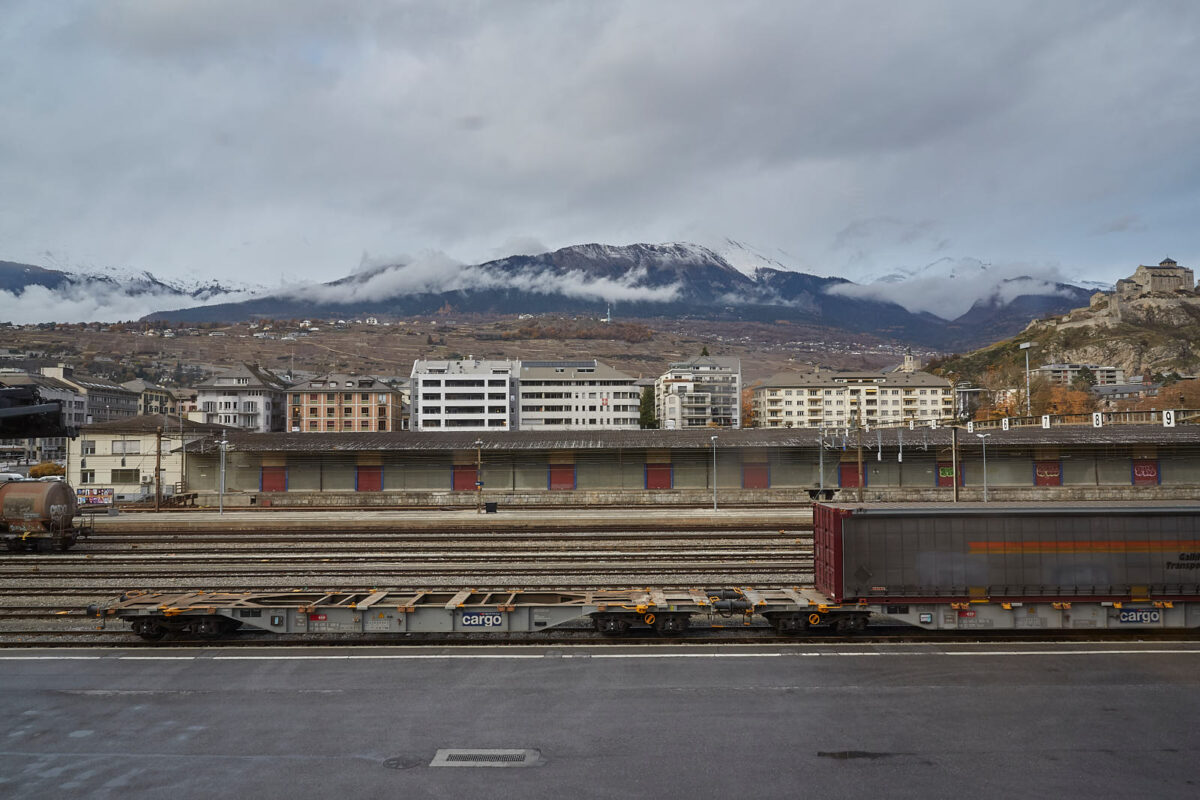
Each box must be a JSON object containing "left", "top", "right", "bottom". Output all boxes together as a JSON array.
[{"left": 85, "top": 506, "right": 814, "bottom": 532}]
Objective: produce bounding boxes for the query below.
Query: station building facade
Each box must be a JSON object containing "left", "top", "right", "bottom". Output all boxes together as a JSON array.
[{"left": 175, "top": 422, "right": 1200, "bottom": 505}]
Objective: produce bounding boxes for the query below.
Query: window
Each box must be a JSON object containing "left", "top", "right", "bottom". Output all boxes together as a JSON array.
[
  {"left": 81, "top": 440, "right": 96, "bottom": 455},
  {"left": 80, "top": 470, "right": 95, "bottom": 484},
  {"left": 110, "top": 468, "right": 140, "bottom": 483},
  {"left": 111, "top": 440, "right": 141, "bottom": 455}
]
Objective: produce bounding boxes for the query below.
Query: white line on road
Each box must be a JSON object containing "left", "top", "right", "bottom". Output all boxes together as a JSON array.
[{"left": 2, "top": 649, "right": 1199, "bottom": 661}]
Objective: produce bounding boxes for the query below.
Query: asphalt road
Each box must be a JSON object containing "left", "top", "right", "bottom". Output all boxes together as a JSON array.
[{"left": 2, "top": 643, "right": 1199, "bottom": 799}]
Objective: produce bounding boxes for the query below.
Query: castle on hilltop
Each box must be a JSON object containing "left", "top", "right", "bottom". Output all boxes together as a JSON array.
[{"left": 1116, "top": 258, "right": 1195, "bottom": 298}]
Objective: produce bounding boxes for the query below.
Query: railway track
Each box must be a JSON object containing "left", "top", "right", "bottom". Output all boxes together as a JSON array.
[{"left": 3, "top": 626, "right": 1198, "bottom": 648}]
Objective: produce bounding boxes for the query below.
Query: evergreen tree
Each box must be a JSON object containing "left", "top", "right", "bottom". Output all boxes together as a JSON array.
[
  {"left": 639, "top": 386, "right": 658, "bottom": 429},
  {"left": 700, "top": 346, "right": 710, "bottom": 356}
]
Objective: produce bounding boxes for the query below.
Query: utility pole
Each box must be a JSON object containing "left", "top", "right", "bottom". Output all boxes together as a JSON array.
[
  {"left": 219, "top": 432, "right": 227, "bottom": 515},
  {"left": 474, "top": 438, "right": 483, "bottom": 514},
  {"left": 179, "top": 403, "right": 186, "bottom": 491},
  {"left": 818, "top": 427, "right": 824, "bottom": 494},
  {"left": 710, "top": 435, "right": 718, "bottom": 511},
  {"left": 154, "top": 426, "right": 163, "bottom": 512},
  {"left": 856, "top": 406, "right": 864, "bottom": 502},
  {"left": 950, "top": 425, "right": 959, "bottom": 502}
]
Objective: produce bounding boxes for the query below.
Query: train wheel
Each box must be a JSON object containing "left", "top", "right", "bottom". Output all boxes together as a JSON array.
[
  {"left": 833, "top": 615, "right": 868, "bottom": 634},
  {"left": 653, "top": 614, "right": 690, "bottom": 636},
  {"left": 193, "top": 617, "right": 228, "bottom": 639},
  {"left": 592, "top": 615, "right": 631, "bottom": 636},
  {"left": 132, "top": 619, "right": 167, "bottom": 641}
]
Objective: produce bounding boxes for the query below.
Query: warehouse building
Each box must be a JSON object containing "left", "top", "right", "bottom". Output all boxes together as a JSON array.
[{"left": 169, "top": 420, "right": 1200, "bottom": 506}]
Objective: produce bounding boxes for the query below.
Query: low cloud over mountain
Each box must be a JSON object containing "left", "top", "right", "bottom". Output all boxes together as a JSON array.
[{"left": 0, "top": 260, "right": 261, "bottom": 324}]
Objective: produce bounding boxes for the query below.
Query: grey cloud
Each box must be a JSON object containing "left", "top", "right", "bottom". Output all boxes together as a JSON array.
[
  {"left": 1092, "top": 215, "right": 1147, "bottom": 235},
  {"left": 1, "top": 1, "right": 1198, "bottom": 295}
]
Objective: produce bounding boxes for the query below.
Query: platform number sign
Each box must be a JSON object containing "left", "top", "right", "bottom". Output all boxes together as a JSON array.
[
  {"left": 1001, "top": 418, "right": 1009, "bottom": 431},
  {"left": 966, "top": 421, "right": 974, "bottom": 433},
  {"left": 1163, "top": 410, "right": 1177, "bottom": 428},
  {"left": 1092, "top": 412, "right": 1103, "bottom": 428},
  {"left": 1041, "top": 415, "right": 1051, "bottom": 429}
]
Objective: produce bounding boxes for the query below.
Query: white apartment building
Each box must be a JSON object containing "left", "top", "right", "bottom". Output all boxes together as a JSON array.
[
  {"left": 1033, "top": 363, "right": 1126, "bottom": 386},
  {"left": 752, "top": 369, "right": 954, "bottom": 428},
  {"left": 410, "top": 358, "right": 518, "bottom": 431},
  {"left": 518, "top": 360, "right": 640, "bottom": 430},
  {"left": 654, "top": 356, "right": 742, "bottom": 429},
  {"left": 194, "top": 363, "right": 288, "bottom": 433}
]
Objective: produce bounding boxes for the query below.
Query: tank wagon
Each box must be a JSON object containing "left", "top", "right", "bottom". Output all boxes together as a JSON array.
[
  {"left": 92, "top": 503, "right": 1200, "bottom": 640},
  {"left": 1, "top": 480, "right": 90, "bottom": 552},
  {"left": 815, "top": 502, "right": 1200, "bottom": 631}
]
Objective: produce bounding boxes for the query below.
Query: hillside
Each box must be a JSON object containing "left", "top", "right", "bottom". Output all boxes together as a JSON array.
[{"left": 932, "top": 277, "right": 1200, "bottom": 383}]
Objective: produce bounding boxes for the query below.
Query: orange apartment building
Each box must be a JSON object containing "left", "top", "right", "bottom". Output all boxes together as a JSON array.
[{"left": 286, "top": 374, "right": 407, "bottom": 433}]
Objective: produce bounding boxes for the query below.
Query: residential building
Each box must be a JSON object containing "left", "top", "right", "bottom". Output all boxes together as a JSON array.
[
  {"left": 1093, "top": 381, "right": 1160, "bottom": 406},
  {"left": 122, "top": 379, "right": 176, "bottom": 416},
  {"left": 751, "top": 368, "right": 954, "bottom": 428},
  {"left": 194, "top": 363, "right": 288, "bottom": 432},
  {"left": 1034, "top": 363, "right": 1126, "bottom": 387},
  {"left": 173, "top": 387, "right": 198, "bottom": 416},
  {"left": 518, "top": 360, "right": 640, "bottom": 430},
  {"left": 0, "top": 370, "right": 87, "bottom": 461},
  {"left": 40, "top": 365, "right": 138, "bottom": 423},
  {"left": 286, "top": 374, "right": 405, "bottom": 433},
  {"left": 410, "top": 358, "right": 518, "bottom": 431},
  {"left": 66, "top": 415, "right": 231, "bottom": 502},
  {"left": 654, "top": 356, "right": 741, "bottom": 429}
]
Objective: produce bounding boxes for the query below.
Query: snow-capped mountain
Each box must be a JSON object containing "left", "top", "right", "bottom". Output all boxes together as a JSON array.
[
  {"left": 0, "top": 259, "right": 265, "bottom": 324},
  {"left": 140, "top": 242, "right": 1094, "bottom": 349}
]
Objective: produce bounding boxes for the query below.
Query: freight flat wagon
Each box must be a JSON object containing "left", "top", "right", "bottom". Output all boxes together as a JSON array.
[
  {"left": 814, "top": 501, "right": 1200, "bottom": 631},
  {"left": 91, "top": 503, "right": 1200, "bottom": 640}
]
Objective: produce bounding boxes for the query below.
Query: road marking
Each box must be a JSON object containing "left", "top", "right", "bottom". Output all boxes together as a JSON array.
[{"left": 1, "top": 648, "right": 1199, "bottom": 661}]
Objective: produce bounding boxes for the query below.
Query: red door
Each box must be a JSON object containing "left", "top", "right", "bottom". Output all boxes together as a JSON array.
[
  {"left": 839, "top": 464, "right": 863, "bottom": 488},
  {"left": 452, "top": 465, "right": 478, "bottom": 491},
  {"left": 936, "top": 462, "right": 958, "bottom": 487},
  {"left": 742, "top": 463, "right": 769, "bottom": 489},
  {"left": 645, "top": 463, "right": 672, "bottom": 490},
  {"left": 356, "top": 466, "right": 382, "bottom": 492},
  {"left": 261, "top": 466, "right": 287, "bottom": 492},
  {"left": 549, "top": 464, "right": 575, "bottom": 490},
  {"left": 1034, "top": 461, "right": 1062, "bottom": 486},
  {"left": 1132, "top": 459, "right": 1159, "bottom": 485}
]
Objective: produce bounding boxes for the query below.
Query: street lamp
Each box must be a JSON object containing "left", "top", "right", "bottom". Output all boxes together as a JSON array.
[
  {"left": 474, "top": 438, "right": 484, "bottom": 514},
  {"left": 1020, "top": 342, "right": 1034, "bottom": 416},
  {"left": 710, "top": 435, "right": 718, "bottom": 511},
  {"left": 976, "top": 433, "right": 990, "bottom": 502}
]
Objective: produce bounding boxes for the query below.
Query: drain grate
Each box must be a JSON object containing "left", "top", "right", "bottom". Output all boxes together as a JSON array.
[
  {"left": 429, "top": 749, "right": 542, "bottom": 768},
  {"left": 447, "top": 753, "right": 526, "bottom": 763}
]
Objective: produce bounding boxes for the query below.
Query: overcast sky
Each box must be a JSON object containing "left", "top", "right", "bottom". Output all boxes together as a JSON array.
[{"left": 2, "top": 1, "right": 1198, "bottom": 291}]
